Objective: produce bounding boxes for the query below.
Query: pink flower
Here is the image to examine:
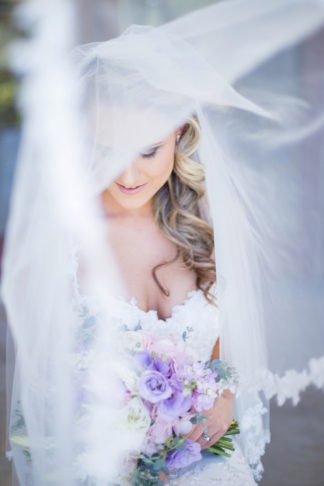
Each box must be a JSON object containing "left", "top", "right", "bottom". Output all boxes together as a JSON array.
[
  {"left": 149, "top": 418, "right": 173, "bottom": 444},
  {"left": 141, "top": 418, "right": 173, "bottom": 455},
  {"left": 150, "top": 337, "right": 177, "bottom": 356}
]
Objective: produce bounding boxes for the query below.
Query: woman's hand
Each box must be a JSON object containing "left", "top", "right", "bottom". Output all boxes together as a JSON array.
[
  {"left": 158, "top": 390, "right": 234, "bottom": 484},
  {"left": 184, "top": 389, "right": 234, "bottom": 450}
]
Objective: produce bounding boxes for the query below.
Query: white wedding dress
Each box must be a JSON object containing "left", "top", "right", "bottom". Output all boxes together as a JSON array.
[
  {"left": 74, "top": 279, "right": 257, "bottom": 486},
  {"left": 7, "top": 261, "right": 257, "bottom": 486}
]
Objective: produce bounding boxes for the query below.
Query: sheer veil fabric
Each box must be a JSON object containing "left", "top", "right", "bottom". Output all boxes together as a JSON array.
[{"left": 1, "top": 0, "right": 324, "bottom": 484}]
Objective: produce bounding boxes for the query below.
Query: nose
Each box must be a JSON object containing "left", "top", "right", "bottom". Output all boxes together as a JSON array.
[{"left": 118, "top": 160, "right": 142, "bottom": 188}]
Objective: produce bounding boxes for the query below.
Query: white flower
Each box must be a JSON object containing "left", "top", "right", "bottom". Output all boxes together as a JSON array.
[
  {"left": 119, "top": 397, "right": 151, "bottom": 450},
  {"left": 112, "top": 359, "right": 139, "bottom": 392},
  {"left": 120, "top": 331, "right": 145, "bottom": 352},
  {"left": 173, "top": 416, "right": 193, "bottom": 435}
]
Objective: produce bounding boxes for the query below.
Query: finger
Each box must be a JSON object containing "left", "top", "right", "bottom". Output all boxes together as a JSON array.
[
  {"left": 159, "top": 471, "right": 167, "bottom": 484},
  {"left": 194, "top": 425, "right": 216, "bottom": 449},
  {"left": 185, "top": 422, "right": 205, "bottom": 442},
  {"left": 197, "top": 436, "right": 211, "bottom": 450},
  {"left": 197, "top": 431, "right": 217, "bottom": 450},
  {"left": 187, "top": 416, "right": 219, "bottom": 443},
  {"left": 212, "top": 422, "right": 228, "bottom": 442},
  {"left": 209, "top": 428, "right": 229, "bottom": 448},
  {"left": 197, "top": 423, "right": 228, "bottom": 449}
]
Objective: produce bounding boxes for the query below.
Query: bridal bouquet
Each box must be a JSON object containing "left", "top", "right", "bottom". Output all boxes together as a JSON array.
[
  {"left": 8, "top": 324, "right": 239, "bottom": 486},
  {"left": 119, "top": 329, "right": 239, "bottom": 486}
]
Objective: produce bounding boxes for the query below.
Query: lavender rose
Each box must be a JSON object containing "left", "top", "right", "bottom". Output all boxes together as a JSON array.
[
  {"left": 158, "top": 390, "right": 191, "bottom": 419},
  {"left": 134, "top": 351, "right": 153, "bottom": 369},
  {"left": 153, "top": 357, "right": 173, "bottom": 378},
  {"left": 166, "top": 439, "right": 202, "bottom": 469},
  {"left": 137, "top": 370, "right": 172, "bottom": 403}
]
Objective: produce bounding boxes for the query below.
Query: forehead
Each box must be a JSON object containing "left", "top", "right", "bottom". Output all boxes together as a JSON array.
[{"left": 87, "top": 102, "right": 172, "bottom": 150}]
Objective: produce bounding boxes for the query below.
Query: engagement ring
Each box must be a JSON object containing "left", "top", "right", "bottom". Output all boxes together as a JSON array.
[{"left": 202, "top": 432, "right": 211, "bottom": 442}]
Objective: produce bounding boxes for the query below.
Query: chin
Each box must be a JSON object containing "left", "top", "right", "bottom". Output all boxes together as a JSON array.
[{"left": 113, "top": 193, "right": 152, "bottom": 210}]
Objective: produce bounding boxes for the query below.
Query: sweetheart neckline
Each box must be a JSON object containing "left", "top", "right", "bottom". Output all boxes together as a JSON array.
[{"left": 117, "top": 287, "right": 204, "bottom": 324}]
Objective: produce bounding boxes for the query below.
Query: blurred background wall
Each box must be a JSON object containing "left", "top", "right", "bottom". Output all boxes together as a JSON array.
[
  {"left": 1, "top": 2, "right": 20, "bottom": 484},
  {"left": 0, "top": 1, "right": 323, "bottom": 485}
]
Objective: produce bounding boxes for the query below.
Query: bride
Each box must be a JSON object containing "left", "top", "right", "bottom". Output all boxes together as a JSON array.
[
  {"left": 92, "top": 113, "right": 257, "bottom": 484},
  {"left": 2, "top": 1, "right": 324, "bottom": 485}
]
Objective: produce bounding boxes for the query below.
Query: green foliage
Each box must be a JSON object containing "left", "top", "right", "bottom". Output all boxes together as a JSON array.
[
  {"left": 190, "top": 412, "right": 207, "bottom": 425},
  {"left": 0, "top": 70, "right": 21, "bottom": 127},
  {"left": 0, "top": 2, "right": 22, "bottom": 127},
  {"left": 207, "top": 419, "right": 241, "bottom": 458},
  {"left": 209, "top": 358, "right": 239, "bottom": 385},
  {"left": 130, "top": 453, "right": 169, "bottom": 486}
]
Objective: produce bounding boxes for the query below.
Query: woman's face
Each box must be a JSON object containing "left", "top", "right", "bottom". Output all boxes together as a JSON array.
[{"left": 101, "top": 128, "right": 182, "bottom": 215}]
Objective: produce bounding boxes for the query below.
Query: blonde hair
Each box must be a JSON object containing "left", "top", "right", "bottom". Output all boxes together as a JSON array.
[{"left": 152, "top": 114, "right": 216, "bottom": 305}]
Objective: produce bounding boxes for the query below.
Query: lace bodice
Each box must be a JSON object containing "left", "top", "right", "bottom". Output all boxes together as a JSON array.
[
  {"left": 111, "top": 286, "right": 221, "bottom": 362},
  {"left": 76, "top": 278, "right": 220, "bottom": 361}
]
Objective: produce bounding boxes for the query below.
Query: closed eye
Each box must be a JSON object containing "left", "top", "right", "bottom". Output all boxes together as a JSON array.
[
  {"left": 95, "top": 143, "right": 162, "bottom": 159},
  {"left": 140, "top": 145, "right": 161, "bottom": 159}
]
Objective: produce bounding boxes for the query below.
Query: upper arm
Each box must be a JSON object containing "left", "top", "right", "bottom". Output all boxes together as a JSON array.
[{"left": 211, "top": 337, "right": 220, "bottom": 360}]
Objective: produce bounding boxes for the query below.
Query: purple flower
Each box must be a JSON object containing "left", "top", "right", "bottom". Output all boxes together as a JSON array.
[
  {"left": 191, "top": 371, "right": 218, "bottom": 412},
  {"left": 168, "top": 375, "right": 184, "bottom": 393},
  {"left": 137, "top": 370, "right": 172, "bottom": 403},
  {"left": 166, "top": 439, "right": 202, "bottom": 469},
  {"left": 134, "top": 353, "right": 173, "bottom": 378},
  {"left": 157, "top": 391, "right": 191, "bottom": 419},
  {"left": 192, "top": 390, "right": 215, "bottom": 412},
  {"left": 153, "top": 358, "right": 173, "bottom": 378},
  {"left": 134, "top": 351, "right": 153, "bottom": 369}
]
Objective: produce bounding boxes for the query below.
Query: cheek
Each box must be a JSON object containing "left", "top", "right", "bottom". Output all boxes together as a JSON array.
[{"left": 143, "top": 147, "right": 175, "bottom": 186}]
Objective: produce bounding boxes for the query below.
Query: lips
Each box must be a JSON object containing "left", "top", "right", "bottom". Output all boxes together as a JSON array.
[{"left": 115, "top": 182, "right": 147, "bottom": 194}]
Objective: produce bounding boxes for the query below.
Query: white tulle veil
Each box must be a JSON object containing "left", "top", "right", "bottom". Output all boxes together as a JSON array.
[{"left": 1, "top": 0, "right": 324, "bottom": 484}]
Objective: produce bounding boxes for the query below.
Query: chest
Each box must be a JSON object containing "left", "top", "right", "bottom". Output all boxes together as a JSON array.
[{"left": 106, "top": 218, "right": 198, "bottom": 320}]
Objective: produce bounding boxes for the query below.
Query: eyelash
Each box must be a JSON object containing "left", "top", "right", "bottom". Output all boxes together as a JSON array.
[
  {"left": 96, "top": 144, "right": 160, "bottom": 159},
  {"left": 140, "top": 147, "right": 160, "bottom": 159}
]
